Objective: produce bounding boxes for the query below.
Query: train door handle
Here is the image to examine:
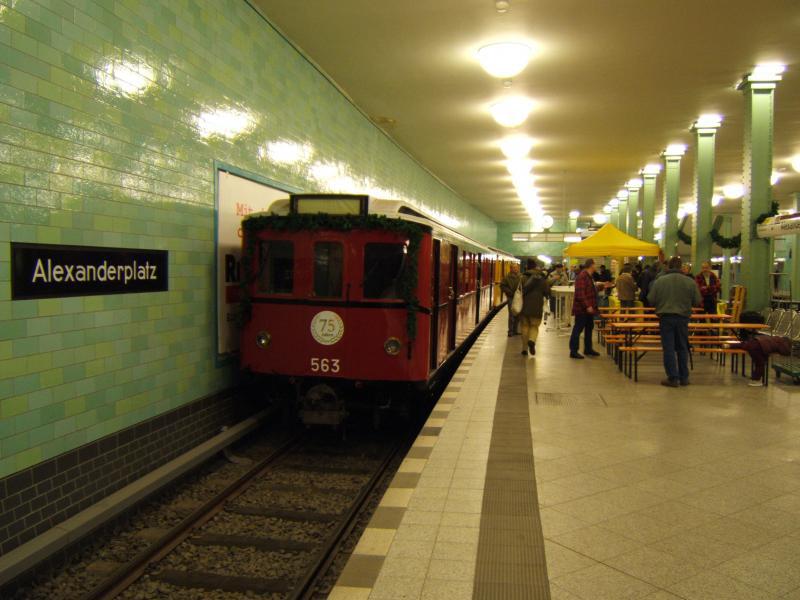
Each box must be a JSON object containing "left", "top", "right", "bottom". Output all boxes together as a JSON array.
[{"left": 448, "top": 286, "right": 455, "bottom": 300}]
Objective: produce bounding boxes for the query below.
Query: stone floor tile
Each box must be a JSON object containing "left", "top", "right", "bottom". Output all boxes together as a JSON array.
[
  {"left": 667, "top": 569, "right": 772, "bottom": 600},
  {"left": 605, "top": 545, "right": 703, "bottom": 588},
  {"left": 550, "top": 524, "right": 641, "bottom": 561},
  {"left": 354, "top": 528, "right": 395, "bottom": 556},
  {"left": 425, "top": 558, "right": 475, "bottom": 581},
  {"left": 543, "top": 540, "right": 597, "bottom": 579},
  {"left": 420, "top": 578, "right": 472, "bottom": 600},
  {"left": 369, "top": 573, "right": 424, "bottom": 600},
  {"left": 553, "top": 563, "right": 657, "bottom": 600}
]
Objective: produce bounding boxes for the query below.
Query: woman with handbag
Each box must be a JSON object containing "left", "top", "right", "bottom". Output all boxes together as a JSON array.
[{"left": 518, "top": 259, "right": 551, "bottom": 356}]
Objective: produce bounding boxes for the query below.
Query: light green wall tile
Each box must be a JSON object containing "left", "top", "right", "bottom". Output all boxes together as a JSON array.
[{"left": 0, "top": 0, "right": 498, "bottom": 478}]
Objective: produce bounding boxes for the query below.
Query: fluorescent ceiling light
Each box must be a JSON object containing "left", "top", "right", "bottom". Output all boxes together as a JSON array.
[
  {"left": 771, "top": 171, "right": 782, "bottom": 185},
  {"left": 722, "top": 183, "right": 745, "bottom": 199},
  {"left": 499, "top": 135, "right": 535, "bottom": 159},
  {"left": 751, "top": 62, "right": 786, "bottom": 81},
  {"left": 506, "top": 158, "right": 535, "bottom": 176},
  {"left": 642, "top": 164, "right": 662, "bottom": 175},
  {"left": 711, "top": 194, "right": 722, "bottom": 207},
  {"left": 477, "top": 42, "right": 533, "bottom": 78},
  {"left": 568, "top": 210, "right": 580, "bottom": 219},
  {"left": 664, "top": 144, "right": 687, "bottom": 156},
  {"left": 490, "top": 97, "right": 534, "bottom": 127},
  {"left": 791, "top": 155, "right": 800, "bottom": 173},
  {"left": 563, "top": 235, "right": 581, "bottom": 243},
  {"left": 694, "top": 114, "right": 723, "bottom": 129},
  {"left": 593, "top": 213, "right": 608, "bottom": 224}
]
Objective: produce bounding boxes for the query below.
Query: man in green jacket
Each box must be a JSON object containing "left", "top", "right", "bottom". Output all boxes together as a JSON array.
[
  {"left": 647, "top": 256, "right": 702, "bottom": 387},
  {"left": 500, "top": 262, "right": 521, "bottom": 337}
]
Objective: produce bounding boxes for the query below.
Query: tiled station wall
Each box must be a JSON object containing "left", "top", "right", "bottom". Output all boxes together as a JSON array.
[{"left": 0, "top": 0, "right": 497, "bottom": 481}]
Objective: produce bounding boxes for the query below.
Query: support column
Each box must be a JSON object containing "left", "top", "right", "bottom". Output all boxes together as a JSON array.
[
  {"left": 690, "top": 115, "right": 722, "bottom": 269},
  {"left": 721, "top": 215, "right": 732, "bottom": 300},
  {"left": 627, "top": 179, "right": 642, "bottom": 237},
  {"left": 617, "top": 192, "right": 629, "bottom": 234},
  {"left": 793, "top": 193, "right": 800, "bottom": 301},
  {"left": 661, "top": 145, "right": 686, "bottom": 259},
  {"left": 611, "top": 208, "right": 620, "bottom": 230},
  {"left": 640, "top": 165, "right": 661, "bottom": 243},
  {"left": 738, "top": 65, "right": 783, "bottom": 311}
]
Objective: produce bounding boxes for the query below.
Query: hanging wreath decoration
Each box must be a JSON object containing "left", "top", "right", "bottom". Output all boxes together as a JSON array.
[
  {"left": 677, "top": 228, "right": 692, "bottom": 245},
  {"left": 755, "top": 200, "right": 780, "bottom": 225},
  {"left": 709, "top": 227, "right": 741, "bottom": 249},
  {"left": 239, "top": 213, "right": 426, "bottom": 342}
]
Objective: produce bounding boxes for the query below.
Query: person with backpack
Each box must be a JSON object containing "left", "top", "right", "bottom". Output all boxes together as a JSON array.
[
  {"left": 500, "top": 263, "right": 521, "bottom": 337},
  {"left": 519, "top": 259, "right": 550, "bottom": 356}
]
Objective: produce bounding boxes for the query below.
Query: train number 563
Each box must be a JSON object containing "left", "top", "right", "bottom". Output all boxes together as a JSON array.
[{"left": 310, "top": 358, "right": 340, "bottom": 373}]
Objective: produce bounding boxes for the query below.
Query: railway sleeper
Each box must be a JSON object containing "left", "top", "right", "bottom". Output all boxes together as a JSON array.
[
  {"left": 225, "top": 504, "right": 341, "bottom": 522},
  {"left": 154, "top": 569, "right": 293, "bottom": 594},
  {"left": 189, "top": 533, "right": 316, "bottom": 552}
]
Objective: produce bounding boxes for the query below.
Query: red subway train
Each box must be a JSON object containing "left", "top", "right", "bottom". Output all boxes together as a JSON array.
[{"left": 239, "top": 194, "right": 517, "bottom": 425}]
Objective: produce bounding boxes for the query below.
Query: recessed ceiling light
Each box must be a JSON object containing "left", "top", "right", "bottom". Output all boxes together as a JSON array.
[
  {"left": 664, "top": 144, "right": 687, "bottom": 157},
  {"left": 490, "top": 97, "right": 534, "bottom": 127},
  {"left": 627, "top": 178, "right": 643, "bottom": 189},
  {"left": 499, "top": 134, "right": 535, "bottom": 159},
  {"left": 751, "top": 62, "right": 786, "bottom": 81},
  {"left": 694, "top": 114, "right": 723, "bottom": 129},
  {"left": 641, "top": 164, "right": 662, "bottom": 175},
  {"left": 477, "top": 42, "right": 532, "bottom": 78},
  {"left": 722, "top": 183, "right": 744, "bottom": 199}
]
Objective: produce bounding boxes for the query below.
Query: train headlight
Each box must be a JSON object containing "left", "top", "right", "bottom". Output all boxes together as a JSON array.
[
  {"left": 384, "top": 337, "right": 402, "bottom": 356},
  {"left": 256, "top": 331, "right": 271, "bottom": 349}
]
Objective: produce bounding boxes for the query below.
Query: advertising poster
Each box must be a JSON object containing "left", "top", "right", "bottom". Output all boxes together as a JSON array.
[{"left": 216, "top": 170, "right": 287, "bottom": 357}]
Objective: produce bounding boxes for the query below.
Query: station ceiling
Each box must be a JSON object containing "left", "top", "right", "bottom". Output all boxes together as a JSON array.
[{"left": 254, "top": 0, "right": 800, "bottom": 223}]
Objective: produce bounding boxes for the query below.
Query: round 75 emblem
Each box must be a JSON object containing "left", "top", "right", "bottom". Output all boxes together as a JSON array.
[{"left": 310, "top": 310, "right": 344, "bottom": 345}]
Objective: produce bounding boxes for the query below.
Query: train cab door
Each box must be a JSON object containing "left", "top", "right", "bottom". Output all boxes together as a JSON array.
[{"left": 432, "top": 240, "right": 457, "bottom": 368}]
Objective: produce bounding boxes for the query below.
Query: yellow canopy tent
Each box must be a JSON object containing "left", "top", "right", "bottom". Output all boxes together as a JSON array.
[{"left": 564, "top": 223, "right": 660, "bottom": 257}]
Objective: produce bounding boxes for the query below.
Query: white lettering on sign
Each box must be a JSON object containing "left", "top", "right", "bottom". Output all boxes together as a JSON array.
[
  {"left": 31, "top": 258, "right": 158, "bottom": 284},
  {"left": 310, "top": 311, "right": 345, "bottom": 346},
  {"left": 310, "top": 358, "right": 341, "bottom": 373}
]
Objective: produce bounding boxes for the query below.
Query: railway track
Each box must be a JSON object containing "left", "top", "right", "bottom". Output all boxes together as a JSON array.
[{"left": 80, "top": 431, "right": 407, "bottom": 599}]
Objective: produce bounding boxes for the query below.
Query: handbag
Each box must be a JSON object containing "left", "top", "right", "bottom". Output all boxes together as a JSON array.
[{"left": 511, "top": 280, "right": 523, "bottom": 315}]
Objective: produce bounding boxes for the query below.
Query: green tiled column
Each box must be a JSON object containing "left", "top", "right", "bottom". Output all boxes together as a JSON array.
[
  {"left": 640, "top": 167, "right": 660, "bottom": 243},
  {"left": 720, "top": 215, "right": 733, "bottom": 300},
  {"left": 617, "top": 196, "right": 629, "bottom": 234},
  {"left": 738, "top": 68, "right": 783, "bottom": 311},
  {"left": 661, "top": 145, "right": 686, "bottom": 258},
  {"left": 626, "top": 180, "right": 642, "bottom": 238},
  {"left": 691, "top": 116, "right": 722, "bottom": 269},
  {"left": 611, "top": 207, "right": 620, "bottom": 230},
  {"left": 793, "top": 193, "right": 800, "bottom": 301}
]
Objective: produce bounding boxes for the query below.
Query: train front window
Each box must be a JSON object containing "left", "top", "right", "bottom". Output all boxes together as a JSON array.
[
  {"left": 314, "top": 242, "right": 343, "bottom": 297},
  {"left": 363, "top": 243, "right": 406, "bottom": 299},
  {"left": 258, "top": 240, "right": 293, "bottom": 294}
]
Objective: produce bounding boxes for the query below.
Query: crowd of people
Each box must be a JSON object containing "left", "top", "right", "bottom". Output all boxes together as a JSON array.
[{"left": 499, "top": 256, "right": 740, "bottom": 385}]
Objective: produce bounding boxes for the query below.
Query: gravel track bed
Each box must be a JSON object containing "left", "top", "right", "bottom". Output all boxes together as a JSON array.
[
  {"left": 265, "top": 469, "right": 369, "bottom": 490},
  {"left": 120, "top": 578, "right": 284, "bottom": 599},
  {"left": 158, "top": 545, "right": 309, "bottom": 579},
  {"left": 6, "top": 429, "right": 284, "bottom": 600},
  {"left": 235, "top": 485, "right": 353, "bottom": 514},
  {"left": 204, "top": 511, "right": 334, "bottom": 543}
]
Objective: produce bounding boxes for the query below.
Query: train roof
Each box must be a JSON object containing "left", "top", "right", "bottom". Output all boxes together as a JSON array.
[{"left": 243, "top": 194, "right": 518, "bottom": 261}]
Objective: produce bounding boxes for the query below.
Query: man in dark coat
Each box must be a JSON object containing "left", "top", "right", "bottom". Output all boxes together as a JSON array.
[{"left": 519, "top": 259, "right": 550, "bottom": 356}]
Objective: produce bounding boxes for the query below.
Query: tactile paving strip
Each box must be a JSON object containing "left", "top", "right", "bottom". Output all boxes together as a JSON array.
[{"left": 473, "top": 343, "right": 551, "bottom": 600}]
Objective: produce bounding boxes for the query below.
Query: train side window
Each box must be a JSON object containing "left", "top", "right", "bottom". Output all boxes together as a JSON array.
[
  {"left": 363, "top": 243, "right": 406, "bottom": 299},
  {"left": 314, "top": 242, "right": 343, "bottom": 297},
  {"left": 258, "top": 240, "right": 294, "bottom": 294}
]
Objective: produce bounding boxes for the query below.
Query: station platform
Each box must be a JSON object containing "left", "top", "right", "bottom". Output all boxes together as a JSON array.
[{"left": 330, "top": 311, "right": 800, "bottom": 600}]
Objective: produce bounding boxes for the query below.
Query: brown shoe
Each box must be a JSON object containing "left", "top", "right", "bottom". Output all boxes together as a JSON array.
[{"left": 661, "top": 379, "right": 679, "bottom": 388}]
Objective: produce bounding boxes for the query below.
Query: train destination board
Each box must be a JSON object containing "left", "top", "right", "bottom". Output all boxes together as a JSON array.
[{"left": 11, "top": 243, "right": 168, "bottom": 300}]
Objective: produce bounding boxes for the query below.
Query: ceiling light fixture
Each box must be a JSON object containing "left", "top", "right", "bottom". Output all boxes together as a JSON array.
[
  {"left": 499, "top": 134, "right": 535, "bottom": 159},
  {"left": 664, "top": 144, "right": 687, "bottom": 157},
  {"left": 693, "top": 114, "right": 723, "bottom": 129},
  {"left": 477, "top": 42, "right": 532, "bottom": 78},
  {"left": 617, "top": 190, "right": 629, "bottom": 200},
  {"left": 750, "top": 62, "right": 786, "bottom": 82},
  {"left": 641, "top": 164, "right": 662, "bottom": 176},
  {"left": 771, "top": 171, "right": 783, "bottom": 185},
  {"left": 541, "top": 215, "right": 554, "bottom": 229},
  {"left": 506, "top": 158, "right": 535, "bottom": 176},
  {"left": 490, "top": 97, "right": 534, "bottom": 127},
  {"left": 722, "top": 183, "right": 745, "bottom": 199},
  {"left": 609, "top": 198, "right": 620, "bottom": 207},
  {"left": 495, "top": 0, "right": 511, "bottom": 14},
  {"left": 627, "top": 178, "right": 643, "bottom": 189},
  {"left": 602, "top": 206, "right": 612, "bottom": 214},
  {"left": 711, "top": 194, "right": 722, "bottom": 207},
  {"left": 593, "top": 213, "right": 609, "bottom": 224},
  {"left": 791, "top": 155, "right": 800, "bottom": 173},
  {"left": 568, "top": 210, "right": 580, "bottom": 219}
]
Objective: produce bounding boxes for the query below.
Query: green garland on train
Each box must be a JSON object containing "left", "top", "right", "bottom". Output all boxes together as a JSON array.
[{"left": 239, "top": 213, "right": 426, "bottom": 342}]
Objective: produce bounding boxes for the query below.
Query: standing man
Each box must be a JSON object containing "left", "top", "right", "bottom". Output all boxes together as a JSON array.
[
  {"left": 648, "top": 256, "right": 702, "bottom": 387},
  {"left": 695, "top": 261, "right": 721, "bottom": 314},
  {"left": 616, "top": 264, "right": 637, "bottom": 308},
  {"left": 519, "top": 259, "right": 550, "bottom": 356},
  {"left": 547, "top": 263, "right": 568, "bottom": 321},
  {"left": 500, "top": 262, "right": 521, "bottom": 337},
  {"left": 569, "top": 259, "right": 601, "bottom": 359},
  {"left": 638, "top": 263, "right": 656, "bottom": 307}
]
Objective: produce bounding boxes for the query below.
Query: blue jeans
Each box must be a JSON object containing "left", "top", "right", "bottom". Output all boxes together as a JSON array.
[
  {"left": 659, "top": 315, "right": 690, "bottom": 381},
  {"left": 569, "top": 314, "right": 594, "bottom": 354}
]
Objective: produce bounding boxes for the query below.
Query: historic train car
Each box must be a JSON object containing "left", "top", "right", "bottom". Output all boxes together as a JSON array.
[{"left": 239, "top": 194, "right": 517, "bottom": 425}]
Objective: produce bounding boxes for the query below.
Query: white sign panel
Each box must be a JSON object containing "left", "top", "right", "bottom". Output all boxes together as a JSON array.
[
  {"left": 757, "top": 214, "right": 800, "bottom": 239},
  {"left": 217, "top": 170, "right": 287, "bottom": 357}
]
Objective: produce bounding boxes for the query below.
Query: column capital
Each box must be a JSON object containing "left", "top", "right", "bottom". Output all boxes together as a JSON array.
[
  {"left": 640, "top": 164, "right": 662, "bottom": 179},
  {"left": 737, "top": 63, "right": 785, "bottom": 90},
  {"left": 626, "top": 178, "right": 643, "bottom": 192},
  {"left": 662, "top": 144, "right": 687, "bottom": 160},
  {"left": 691, "top": 114, "right": 722, "bottom": 133}
]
